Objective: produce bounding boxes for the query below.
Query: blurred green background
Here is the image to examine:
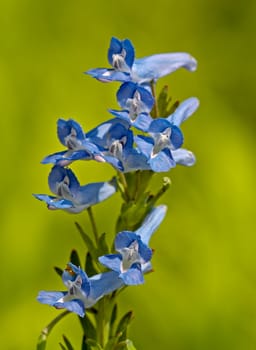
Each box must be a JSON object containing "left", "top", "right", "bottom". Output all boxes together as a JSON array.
[{"left": 1, "top": 0, "right": 255, "bottom": 349}]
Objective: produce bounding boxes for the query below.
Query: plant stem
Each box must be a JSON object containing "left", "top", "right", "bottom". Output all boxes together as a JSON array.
[
  {"left": 87, "top": 206, "right": 99, "bottom": 244},
  {"left": 97, "top": 297, "right": 107, "bottom": 348}
]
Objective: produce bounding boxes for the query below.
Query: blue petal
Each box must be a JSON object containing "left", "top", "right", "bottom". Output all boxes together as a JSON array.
[
  {"left": 150, "top": 149, "right": 176, "bottom": 172},
  {"left": 98, "top": 254, "right": 122, "bottom": 273},
  {"left": 172, "top": 148, "right": 196, "bottom": 166},
  {"left": 134, "top": 135, "right": 154, "bottom": 158},
  {"left": 85, "top": 68, "right": 130, "bottom": 82},
  {"left": 33, "top": 194, "right": 73, "bottom": 209},
  {"left": 120, "top": 263, "right": 144, "bottom": 285},
  {"left": 138, "top": 240, "right": 152, "bottom": 262},
  {"left": 57, "top": 119, "right": 85, "bottom": 146},
  {"left": 115, "top": 231, "right": 138, "bottom": 250},
  {"left": 87, "top": 118, "right": 130, "bottom": 149},
  {"left": 167, "top": 97, "right": 199, "bottom": 126},
  {"left": 55, "top": 299, "right": 85, "bottom": 317},
  {"left": 108, "top": 37, "right": 135, "bottom": 69},
  {"left": 63, "top": 263, "right": 91, "bottom": 296},
  {"left": 136, "top": 205, "right": 167, "bottom": 245},
  {"left": 132, "top": 53, "right": 197, "bottom": 83},
  {"left": 89, "top": 271, "right": 124, "bottom": 300},
  {"left": 42, "top": 149, "right": 94, "bottom": 166},
  {"left": 37, "top": 291, "right": 66, "bottom": 306},
  {"left": 76, "top": 180, "right": 116, "bottom": 207},
  {"left": 170, "top": 125, "right": 184, "bottom": 149},
  {"left": 148, "top": 118, "right": 171, "bottom": 133},
  {"left": 48, "top": 165, "right": 80, "bottom": 195},
  {"left": 122, "top": 149, "right": 151, "bottom": 172},
  {"left": 116, "top": 82, "right": 154, "bottom": 112}
]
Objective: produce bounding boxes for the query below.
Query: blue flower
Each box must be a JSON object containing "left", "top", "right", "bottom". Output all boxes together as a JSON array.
[
  {"left": 108, "top": 82, "right": 154, "bottom": 131},
  {"left": 42, "top": 119, "right": 105, "bottom": 167},
  {"left": 86, "top": 37, "right": 197, "bottom": 84},
  {"left": 33, "top": 165, "right": 116, "bottom": 213},
  {"left": 135, "top": 120, "right": 183, "bottom": 172},
  {"left": 135, "top": 97, "right": 199, "bottom": 171},
  {"left": 87, "top": 118, "right": 150, "bottom": 172},
  {"left": 37, "top": 263, "right": 124, "bottom": 317},
  {"left": 98, "top": 205, "right": 167, "bottom": 285}
]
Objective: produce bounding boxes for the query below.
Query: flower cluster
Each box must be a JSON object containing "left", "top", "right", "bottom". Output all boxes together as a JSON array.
[{"left": 35, "top": 37, "right": 198, "bottom": 348}]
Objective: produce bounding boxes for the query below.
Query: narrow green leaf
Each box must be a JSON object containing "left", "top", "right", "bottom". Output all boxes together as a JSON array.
[
  {"left": 59, "top": 343, "right": 67, "bottom": 350},
  {"left": 75, "top": 222, "right": 97, "bottom": 258},
  {"left": 115, "top": 311, "right": 133, "bottom": 341},
  {"left": 70, "top": 249, "right": 81, "bottom": 267},
  {"left": 62, "top": 335, "right": 75, "bottom": 350},
  {"left": 97, "top": 232, "right": 109, "bottom": 255},
  {"left": 85, "top": 252, "right": 100, "bottom": 276},
  {"left": 54, "top": 266, "right": 63, "bottom": 278},
  {"left": 79, "top": 313, "right": 97, "bottom": 339},
  {"left": 110, "top": 303, "right": 118, "bottom": 328}
]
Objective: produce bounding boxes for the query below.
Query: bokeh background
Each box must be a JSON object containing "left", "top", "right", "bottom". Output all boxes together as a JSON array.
[{"left": 1, "top": 0, "right": 255, "bottom": 349}]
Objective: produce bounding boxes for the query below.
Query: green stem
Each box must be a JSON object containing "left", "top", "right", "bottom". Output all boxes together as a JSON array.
[
  {"left": 87, "top": 206, "right": 99, "bottom": 244},
  {"left": 97, "top": 297, "right": 107, "bottom": 348}
]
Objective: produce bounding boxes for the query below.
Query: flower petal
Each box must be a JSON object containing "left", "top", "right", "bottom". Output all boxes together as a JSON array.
[
  {"left": 172, "top": 148, "right": 196, "bottom": 166},
  {"left": 98, "top": 254, "right": 122, "bottom": 273},
  {"left": 85, "top": 68, "right": 130, "bottom": 82},
  {"left": 89, "top": 271, "right": 124, "bottom": 300},
  {"left": 167, "top": 97, "right": 199, "bottom": 126},
  {"left": 48, "top": 165, "right": 80, "bottom": 195},
  {"left": 76, "top": 180, "right": 116, "bottom": 207},
  {"left": 55, "top": 299, "right": 85, "bottom": 317},
  {"left": 33, "top": 194, "right": 73, "bottom": 209},
  {"left": 150, "top": 149, "right": 176, "bottom": 172},
  {"left": 37, "top": 291, "right": 66, "bottom": 306},
  {"left": 136, "top": 205, "right": 167, "bottom": 245},
  {"left": 120, "top": 263, "right": 144, "bottom": 285},
  {"left": 132, "top": 53, "right": 197, "bottom": 83}
]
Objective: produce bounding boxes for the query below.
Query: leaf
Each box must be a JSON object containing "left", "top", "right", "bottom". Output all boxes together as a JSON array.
[
  {"left": 54, "top": 266, "right": 63, "bottom": 278},
  {"left": 59, "top": 343, "right": 67, "bottom": 350},
  {"left": 85, "top": 252, "right": 100, "bottom": 276},
  {"left": 97, "top": 232, "right": 109, "bottom": 256},
  {"left": 79, "top": 313, "right": 96, "bottom": 339},
  {"left": 75, "top": 222, "right": 97, "bottom": 258},
  {"left": 115, "top": 311, "right": 133, "bottom": 341},
  {"left": 110, "top": 303, "right": 118, "bottom": 329},
  {"left": 70, "top": 249, "right": 81, "bottom": 267},
  {"left": 62, "top": 335, "right": 75, "bottom": 350},
  {"left": 157, "top": 85, "right": 179, "bottom": 117}
]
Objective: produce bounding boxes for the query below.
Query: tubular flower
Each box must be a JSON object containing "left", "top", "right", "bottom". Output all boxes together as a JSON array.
[
  {"left": 108, "top": 82, "right": 154, "bottom": 132},
  {"left": 37, "top": 263, "right": 124, "bottom": 317},
  {"left": 33, "top": 165, "right": 116, "bottom": 213},
  {"left": 86, "top": 37, "right": 197, "bottom": 84},
  {"left": 98, "top": 205, "right": 167, "bottom": 285}
]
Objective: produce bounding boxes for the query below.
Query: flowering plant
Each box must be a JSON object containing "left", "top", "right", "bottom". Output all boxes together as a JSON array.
[{"left": 35, "top": 37, "right": 199, "bottom": 350}]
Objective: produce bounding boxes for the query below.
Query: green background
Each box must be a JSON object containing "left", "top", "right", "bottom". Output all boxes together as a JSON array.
[{"left": 1, "top": 0, "right": 255, "bottom": 349}]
